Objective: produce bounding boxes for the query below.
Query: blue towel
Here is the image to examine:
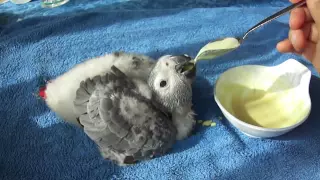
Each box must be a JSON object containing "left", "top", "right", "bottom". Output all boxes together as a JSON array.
[{"left": 1, "top": 1, "right": 320, "bottom": 180}]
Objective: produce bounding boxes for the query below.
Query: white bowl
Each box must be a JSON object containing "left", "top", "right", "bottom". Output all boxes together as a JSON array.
[{"left": 214, "top": 59, "right": 312, "bottom": 138}]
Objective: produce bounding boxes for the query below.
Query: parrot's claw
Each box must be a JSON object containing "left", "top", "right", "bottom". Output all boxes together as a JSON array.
[{"left": 123, "top": 156, "right": 137, "bottom": 165}]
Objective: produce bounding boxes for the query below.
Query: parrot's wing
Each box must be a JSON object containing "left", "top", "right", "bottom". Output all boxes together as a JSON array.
[{"left": 73, "top": 66, "right": 176, "bottom": 163}]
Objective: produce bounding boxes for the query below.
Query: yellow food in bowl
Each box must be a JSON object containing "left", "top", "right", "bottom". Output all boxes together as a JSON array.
[{"left": 215, "top": 62, "right": 311, "bottom": 129}]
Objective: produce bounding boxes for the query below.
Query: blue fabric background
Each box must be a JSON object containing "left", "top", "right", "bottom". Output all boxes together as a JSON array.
[{"left": 1, "top": 0, "right": 320, "bottom": 180}]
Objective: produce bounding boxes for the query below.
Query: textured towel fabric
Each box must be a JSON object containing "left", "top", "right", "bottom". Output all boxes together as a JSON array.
[
  {"left": 1, "top": 1, "right": 320, "bottom": 180},
  {"left": 0, "top": 0, "right": 291, "bottom": 17}
]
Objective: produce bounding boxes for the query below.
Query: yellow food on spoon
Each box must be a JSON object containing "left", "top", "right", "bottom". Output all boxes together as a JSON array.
[
  {"left": 193, "top": 37, "right": 240, "bottom": 63},
  {"left": 183, "top": 37, "right": 240, "bottom": 71}
]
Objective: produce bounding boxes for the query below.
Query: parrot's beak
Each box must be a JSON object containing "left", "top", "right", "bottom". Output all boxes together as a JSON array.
[{"left": 175, "top": 61, "right": 196, "bottom": 79}]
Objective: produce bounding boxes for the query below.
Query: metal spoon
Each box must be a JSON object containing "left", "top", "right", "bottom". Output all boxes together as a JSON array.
[
  {"left": 192, "top": 0, "right": 306, "bottom": 63},
  {"left": 239, "top": 0, "right": 306, "bottom": 43}
]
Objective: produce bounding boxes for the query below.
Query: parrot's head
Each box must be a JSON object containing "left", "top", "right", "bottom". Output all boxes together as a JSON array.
[{"left": 147, "top": 54, "right": 196, "bottom": 112}]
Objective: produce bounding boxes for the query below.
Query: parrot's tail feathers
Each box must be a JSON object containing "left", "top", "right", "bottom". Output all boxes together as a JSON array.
[
  {"left": 33, "top": 76, "right": 51, "bottom": 100},
  {"left": 39, "top": 86, "right": 47, "bottom": 99},
  {"left": 33, "top": 86, "right": 47, "bottom": 100}
]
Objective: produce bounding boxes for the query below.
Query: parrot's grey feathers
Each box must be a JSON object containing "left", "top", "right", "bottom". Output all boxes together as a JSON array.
[
  {"left": 73, "top": 65, "right": 177, "bottom": 165},
  {"left": 100, "top": 73, "right": 108, "bottom": 84},
  {"left": 105, "top": 103, "right": 129, "bottom": 138},
  {"left": 92, "top": 75, "right": 102, "bottom": 83},
  {"left": 76, "top": 114, "right": 93, "bottom": 127},
  {"left": 74, "top": 85, "right": 90, "bottom": 104},
  {"left": 110, "top": 65, "right": 127, "bottom": 78}
]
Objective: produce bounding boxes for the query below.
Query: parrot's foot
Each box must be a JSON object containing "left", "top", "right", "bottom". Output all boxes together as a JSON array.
[
  {"left": 108, "top": 157, "right": 138, "bottom": 166},
  {"left": 100, "top": 149, "right": 159, "bottom": 166},
  {"left": 100, "top": 149, "right": 139, "bottom": 166},
  {"left": 123, "top": 156, "right": 137, "bottom": 165}
]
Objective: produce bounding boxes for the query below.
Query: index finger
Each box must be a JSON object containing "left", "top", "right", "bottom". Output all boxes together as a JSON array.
[{"left": 290, "top": 7, "right": 313, "bottom": 29}]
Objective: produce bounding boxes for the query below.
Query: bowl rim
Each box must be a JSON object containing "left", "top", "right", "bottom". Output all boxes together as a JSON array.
[{"left": 213, "top": 63, "right": 312, "bottom": 132}]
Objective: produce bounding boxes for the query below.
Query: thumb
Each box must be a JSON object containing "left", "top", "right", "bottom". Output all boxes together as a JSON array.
[{"left": 307, "top": 0, "right": 320, "bottom": 32}]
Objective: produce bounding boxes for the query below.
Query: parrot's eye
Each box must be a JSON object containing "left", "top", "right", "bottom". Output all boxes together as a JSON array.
[{"left": 160, "top": 80, "right": 167, "bottom": 87}]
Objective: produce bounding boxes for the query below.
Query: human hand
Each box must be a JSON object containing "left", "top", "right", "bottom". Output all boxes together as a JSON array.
[{"left": 277, "top": 0, "right": 320, "bottom": 72}]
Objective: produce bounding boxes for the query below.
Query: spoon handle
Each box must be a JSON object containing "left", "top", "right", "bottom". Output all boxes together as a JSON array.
[{"left": 242, "top": 0, "right": 306, "bottom": 40}]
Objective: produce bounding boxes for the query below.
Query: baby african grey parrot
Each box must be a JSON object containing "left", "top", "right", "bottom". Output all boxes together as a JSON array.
[
  {"left": 72, "top": 55, "right": 196, "bottom": 165},
  {"left": 40, "top": 52, "right": 196, "bottom": 141}
]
